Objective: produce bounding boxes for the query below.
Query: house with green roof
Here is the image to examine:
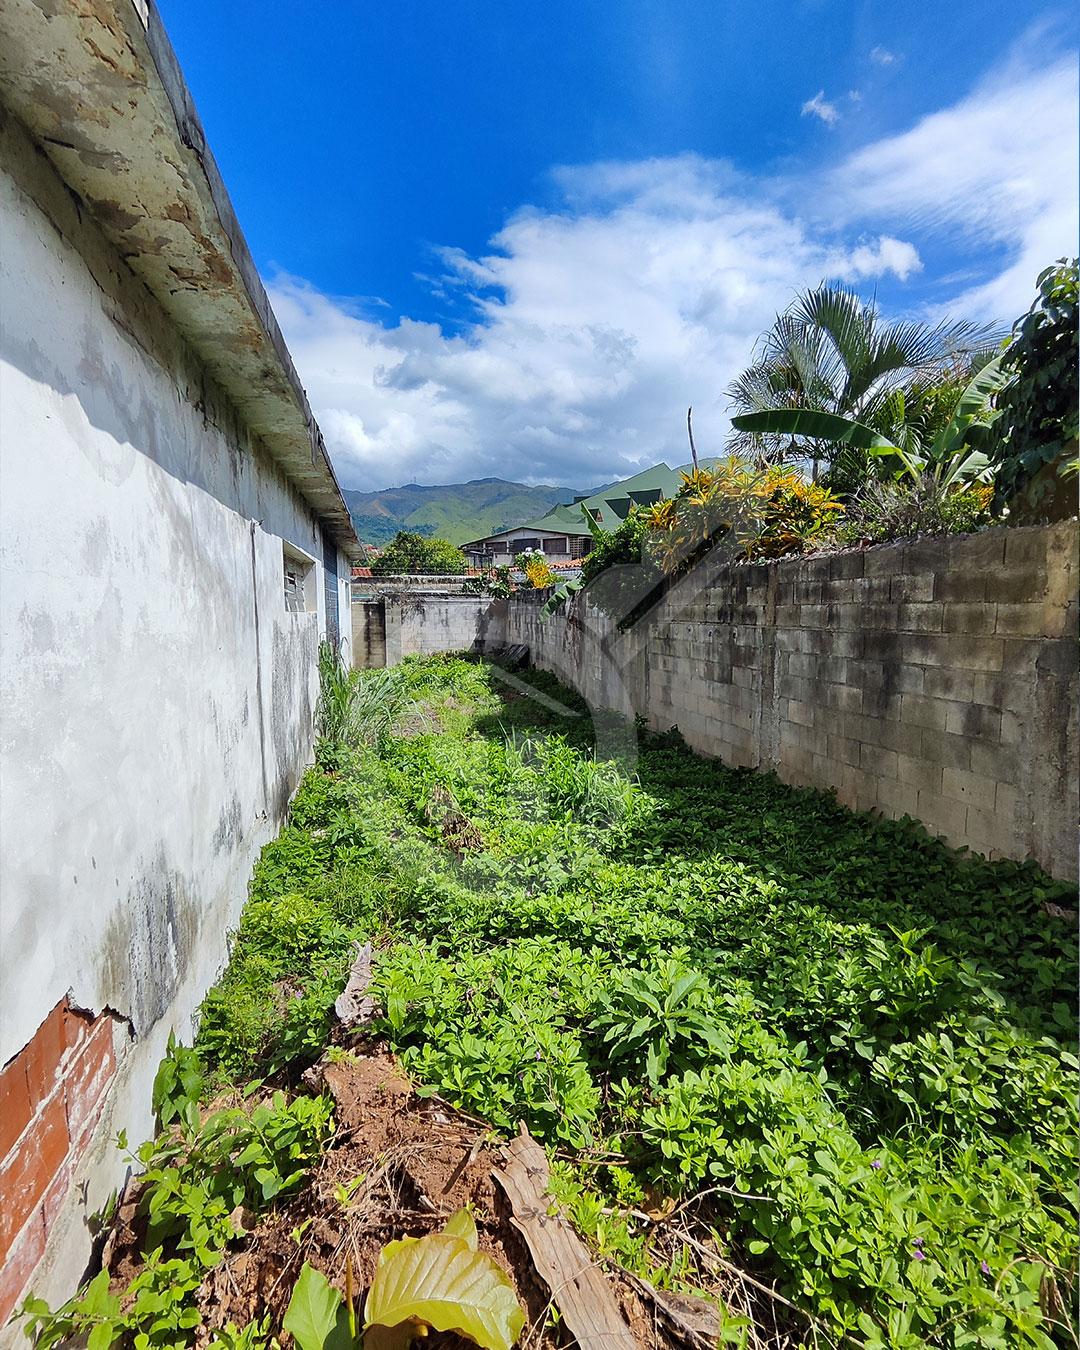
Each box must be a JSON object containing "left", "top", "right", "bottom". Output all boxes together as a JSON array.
[{"left": 461, "top": 460, "right": 716, "bottom": 565}]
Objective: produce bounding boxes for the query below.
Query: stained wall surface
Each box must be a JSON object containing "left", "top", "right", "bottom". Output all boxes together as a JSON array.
[
  {"left": 352, "top": 594, "right": 508, "bottom": 667},
  {"left": 0, "top": 119, "right": 350, "bottom": 1322},
  {"left": 507, "top": 524, "right": 1079, "bottom": 882}
]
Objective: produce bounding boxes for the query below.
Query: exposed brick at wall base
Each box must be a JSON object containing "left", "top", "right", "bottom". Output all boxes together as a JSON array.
[
  {"left": 507, "top": 522, "right": 1079, "bottom": 883},
  {"left": 0, "top": 999, "right": 124, "bottom": 1323}
]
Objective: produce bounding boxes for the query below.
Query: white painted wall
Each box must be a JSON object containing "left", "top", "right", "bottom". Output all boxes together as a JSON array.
[{"left": 0, "top": 127, "right": 347, "bottom": 1314}]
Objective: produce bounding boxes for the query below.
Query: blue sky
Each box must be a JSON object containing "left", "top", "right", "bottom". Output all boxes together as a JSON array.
[{"left": 158, "top": 1, "right": 1078, "bottom": 490}]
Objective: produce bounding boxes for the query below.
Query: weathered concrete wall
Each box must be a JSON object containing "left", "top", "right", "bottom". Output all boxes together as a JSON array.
[
  {"left": 507, "top": 523, "right": 1079, "bottom": 882},
  {"left": 0, "top": 113, "right": 350, "bottom": 1322},
  {"left": 354, "top": 595, "right": 508, "bottom": 667},
  {"left": 353, "top": 600, "right": 388, "bottom": 669}
]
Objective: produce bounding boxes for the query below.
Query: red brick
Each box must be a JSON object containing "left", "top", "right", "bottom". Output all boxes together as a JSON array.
[
  {"left": 22, "top": 1001, "right": 68, "bottom": 1111},
  {"left": 39, "top": 1157, "right": 74, "bottom": 1231},
  {"left": 0, "top": 1059, "right": 32, "bottom": 1162},
  {"left": 62, "top": 1003, "right": 94, "bottom": 1054},
  {"left": 0, "top": 1206, "right": 46, "bottom": 1326},
  {"left": 0, "top": 1093, "right": 69, "bottom": 1256},
  {"left": 65, "top": 1020, "right": 117, "bottom": 1154}
]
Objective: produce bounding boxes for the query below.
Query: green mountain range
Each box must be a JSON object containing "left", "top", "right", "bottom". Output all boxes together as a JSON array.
[{"left": 342, "top": 477, "right": 601, "bottom": 547}]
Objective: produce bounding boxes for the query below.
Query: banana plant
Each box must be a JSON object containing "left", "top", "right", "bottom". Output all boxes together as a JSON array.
[{"left": 731, "top": 355, "right": 1008, "bottom": 491}]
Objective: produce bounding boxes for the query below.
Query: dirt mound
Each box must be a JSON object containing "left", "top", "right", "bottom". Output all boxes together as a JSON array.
[{"left": 102, "top": 1046, "right": 700, "bottom": 1348}]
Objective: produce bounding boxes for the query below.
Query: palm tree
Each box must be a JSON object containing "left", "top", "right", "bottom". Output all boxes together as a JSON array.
[{"left": 727, "top": 284, "right": 998, "bottom": 483}]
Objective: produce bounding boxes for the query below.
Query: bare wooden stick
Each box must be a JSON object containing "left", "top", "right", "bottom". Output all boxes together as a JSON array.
[
  {"left": 493, "top": 1127, "right": 642, "bottom": 1350},
  {"left": 687, "top": 406, "right": 699, "bottom": 472}
]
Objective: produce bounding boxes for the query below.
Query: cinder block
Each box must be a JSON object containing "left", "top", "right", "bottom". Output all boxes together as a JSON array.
[
  {"left": 945, "top": 702, "right": 1002, "bottom": 742},
  {"left": 986, "top": 567, "right": 1047, "bottom": 604},
  {"left": 860, "top": 743, "right": 899, "bottom": 779},
  {"left": 1001, "top": 638, "right": 1039, "bottom": 677},
  {"left": 892, "top": 633, "right": 952, "bottom": 668},
  {"left": 942, "top": 766, "right": 997, "bottom": 813},
  {"left": 838, "top": 762, "right": 875, "bottom": 810},
  {"left": 876, "top": 777, "right": 920, "bottom": 819},
  {"left": 862, "top": 542, "right": 909, "bottom": 577},
  {"left": 822, "top": 683, "right": 864, "bottom": 713},
  {"left": 969, "top": 738, "right": 1015, "bottom": 780},
  {"left": 900, "top": 693, "right": 948, "bottom": 730},
  {"left": 921, "top": 668, "right": 975, "bottom": 702},
  {"left": 896, "top": 602, "right": 944, "bottom": 633},
  {"left": 891, "top": 572, "right": 936, "bottom": 603},
  {"left": 829, "top": 551, "right": 866, "bottom": 581},
  {"left": 859, "top": 603, "right": 901, "bottom": 632},
  {"left": 847, "top": 659, "right": 884, "bottom": 691},
  {"left": 995, "top": 603, "right": 1049, "bottom": 638},
  {"left": 794, "top": 579, "right": 823, "bottom": 604},
  {"left": 926, "top": 730, "right": 972, "bottom": 772},
  {"left": 1002, "top": 525, "right": 1050, "bottom": 568},
  {"left": 780, "top": 720, "right": 823, "bottom": 753},
  {"left": 943, "top": 634, "right": 1005, "bottom": 672},
  {"left": 853, "top": 575, "right": 894, "bottom": 603},
  {"left": 884, "top": 662, "right": 925, "bottom": 696},
  {"left": 779, "top": 673, "right": 810, "bottom": 701},
  {"left": 727, "top": 706, "right": 754, "bottom": 732},
  {"left": 897, "top": 753, "right": 942, "bottom": 794},
  {"left": 964, "top": 805, "right": 1009, "bottom": 859},
  {"left": 905, "top": 534, "right": 954, "bottom": 574},
  {"left": 827, "top": 733, "right": 862, "bottom": 768},
  {"left": 945, "top": 602, "right": 998, "bottom": 636},
  {"left": 995, "top": 781, "right": 1022, "bottom": 822},
  {"left": 952, "top": 529, "right": 1007, "bottom": 573},
  {"left": 779, "top": 746, "right": 814, "bottom": 784},
  {"left": 916, "top": 788, "right": 969, "bottom": 842},
  {"left": 933, "top": 571, "right": 987, "bottom": 603},
  {"left": 875, "top": 718, "right": 924, "bottom": 757},
  {"left": 821, "top": 578, "right": 855, "bottom": 604}
]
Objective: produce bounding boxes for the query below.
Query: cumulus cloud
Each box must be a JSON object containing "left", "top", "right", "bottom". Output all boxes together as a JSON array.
[
  {"left": 270, "top": 48, "right": 1078, "bottom": 490},
  {"left": 270, "top": 169, "right": 917, "bottom": 489},
  {"left": 801, "top": 90, "right": 841, "bottom": 126}
]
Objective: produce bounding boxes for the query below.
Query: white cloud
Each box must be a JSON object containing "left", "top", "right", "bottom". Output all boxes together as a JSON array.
[
  {"left": 270, "top": 166, "right": 917, "bottom": 490},
  {"left": 801, "top": 90, "right": 841, "bottom": 126},
  {"left": 270, "top": 49, "right": 1078, "bottom": 491},
  {"left": 870, "top": 46, "right": 896, "bottom": 65},
  {"left": 829, "top": 52, "right": 1078, "bottom": 321}
]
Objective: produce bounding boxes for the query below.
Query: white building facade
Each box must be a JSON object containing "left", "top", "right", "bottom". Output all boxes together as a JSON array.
[{"left": 0, "top": 0, "right": 360, "bottom": 1324}]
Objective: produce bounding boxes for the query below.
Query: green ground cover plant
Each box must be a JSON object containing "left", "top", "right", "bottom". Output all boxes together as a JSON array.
[{"left": 21, "top": 653, "right": 1077, "bottom": 1350}]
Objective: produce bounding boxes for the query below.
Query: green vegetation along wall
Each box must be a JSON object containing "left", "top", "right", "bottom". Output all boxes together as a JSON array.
[{"left": 508, "top": 521, "right": 1079, "bottom": 882}]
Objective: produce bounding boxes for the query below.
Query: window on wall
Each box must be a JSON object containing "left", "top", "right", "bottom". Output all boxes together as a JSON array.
[{"left": 282, "top": 541, "right": 317, "bottom": 613}]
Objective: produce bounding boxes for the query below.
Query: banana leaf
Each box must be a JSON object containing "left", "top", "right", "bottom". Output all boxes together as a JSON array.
[{"left": 730, "top": 409, "right": 896, "bottom": 450}]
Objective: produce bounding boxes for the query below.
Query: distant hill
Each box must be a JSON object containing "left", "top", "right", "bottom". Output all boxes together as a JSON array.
[{"left": 342, "top": 477, "right": 602, "bottom": 547}]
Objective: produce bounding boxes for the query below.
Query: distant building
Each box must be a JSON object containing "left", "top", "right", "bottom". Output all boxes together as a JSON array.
[{"left": 461, "top": 461, "right": 715, "bottom": 566}]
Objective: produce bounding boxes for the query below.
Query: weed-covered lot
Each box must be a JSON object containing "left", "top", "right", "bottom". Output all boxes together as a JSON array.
[{"left": 25, "top": 656, "right": 1078, "bottom": 1350}]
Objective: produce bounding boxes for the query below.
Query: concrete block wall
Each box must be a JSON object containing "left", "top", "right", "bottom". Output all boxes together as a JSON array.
[
  {"left": 508, "top": 522, "right": 1078, "bottom": 882},
  {"left": 353, "top": 595, "right": 508, "bottom": 667}
]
